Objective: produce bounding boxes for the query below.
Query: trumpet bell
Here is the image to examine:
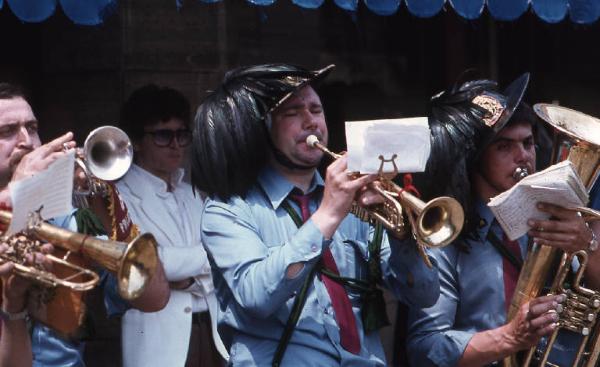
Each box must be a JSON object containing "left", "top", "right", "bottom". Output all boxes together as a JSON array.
[
  {"left": 417, "top": 196, "right": 465, "bottom": 248},
  {"left": 84, "top": 126, "right": 133, "bottom": 182}
]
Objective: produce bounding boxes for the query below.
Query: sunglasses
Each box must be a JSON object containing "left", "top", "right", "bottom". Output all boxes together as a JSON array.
[{"left": 145, "top": 129, "right": 192, "bottom": 147}]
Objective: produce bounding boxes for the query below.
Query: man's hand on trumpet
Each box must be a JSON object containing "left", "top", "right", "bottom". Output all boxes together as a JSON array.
[
  {"left": 0, "top": 241, "right": 53, "bottom": 314},
  {"left": 312, "top": 153, "right": 378, "bottom": 239}
]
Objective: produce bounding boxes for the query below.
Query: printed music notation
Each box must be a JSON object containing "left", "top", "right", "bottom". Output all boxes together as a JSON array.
[
  {"left": 7, "top": 150, "right": 75, "bottom": 234},
  {"left": 488, "top": 160, "right": 588, "bottom": 240}
]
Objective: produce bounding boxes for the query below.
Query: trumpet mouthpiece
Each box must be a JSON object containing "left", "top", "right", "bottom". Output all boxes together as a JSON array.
[
  {"left": 513, "top": 167, "right": 529, "bottom": 181},
  {"left": 306, "top": 135, "right": 320, "bottom": 148}
]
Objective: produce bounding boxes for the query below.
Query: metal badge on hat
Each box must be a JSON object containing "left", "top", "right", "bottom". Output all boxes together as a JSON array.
[{"left": 472, "top": 94, "right": 506, "bottom": 127}]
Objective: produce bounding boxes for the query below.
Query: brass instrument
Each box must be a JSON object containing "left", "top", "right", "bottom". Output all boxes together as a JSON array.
[
  {"left": 0, "top": 210, "right": 159, "bottom": 300},
  {"left": 74, "top": 125, "right": 133, "bottom": 202},
  {"left": 306, "top": 135, "right": 465, "bottom": 267},
  {"left": 505, "top": 104, "right": 600, "bottom": 367}
]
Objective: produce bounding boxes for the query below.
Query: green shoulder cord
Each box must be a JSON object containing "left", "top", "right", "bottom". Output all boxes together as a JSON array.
[
  {"left": 320, "top": 222, "right": 388, "bottom": 333},
  {"left": 272, "top": 203, "right": 387, "bottom": 366},
  {"left": 75, "top": 207, "right": 108, "bottom": 237},
  {"left": 272, "top": 200, "right": 320, "bottom": 367},
  {"left": 361, "top": 222, "right": 389, "bottom": 332}
]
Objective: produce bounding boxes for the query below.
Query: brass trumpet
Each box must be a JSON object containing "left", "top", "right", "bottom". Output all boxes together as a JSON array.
[
  {"left": 306, "top": 135, "right": 465, "bottom": 266},
  {"left": 0, "top": 210, "right": 159, "bottom": 300}
]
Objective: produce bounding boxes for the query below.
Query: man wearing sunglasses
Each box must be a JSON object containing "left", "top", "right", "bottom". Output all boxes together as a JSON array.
[{"left": 114, "top": 84, "right": 227, "bottom": 367}]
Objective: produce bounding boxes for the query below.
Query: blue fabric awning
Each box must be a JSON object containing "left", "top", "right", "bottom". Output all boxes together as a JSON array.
[
  {"left": 0, "top": 0, "right": 116, "bottom": 25},
  {"left": 2, "top": 0, "right": 600, "bottom": 25}
]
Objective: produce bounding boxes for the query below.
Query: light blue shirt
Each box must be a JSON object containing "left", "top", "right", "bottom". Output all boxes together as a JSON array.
[
  {"left": 201, "top": 165, "right": 440, "bottom": 366},
  {"left": 407, "top": 201, "right": 579, "bottom": 367}
]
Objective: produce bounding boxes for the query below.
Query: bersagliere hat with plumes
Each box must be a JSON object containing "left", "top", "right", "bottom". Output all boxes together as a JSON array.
[
  {"left": 191, "top": 63, "right": 334, "bottom": 200},
  {"left": 418, "top": 73, "right": 530, "bottom": 233}
]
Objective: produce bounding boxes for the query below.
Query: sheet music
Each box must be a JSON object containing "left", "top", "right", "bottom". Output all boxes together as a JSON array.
[
  {"left": 488, "top": 161, "right": 588, "bottom": 240},
  {"left": 7, "top": 150, "right": 75, "bottom": 234},
  {"left": 345, "top": 117, "right": 431, "bottom": 174}
]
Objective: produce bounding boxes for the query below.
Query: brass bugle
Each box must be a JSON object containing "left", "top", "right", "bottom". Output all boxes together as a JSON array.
[
  {"left": 0, "top": 210, "right": 159, "bottom": 300},
  {"left": 306, "top": 135, "right": 465, "bottom": 249}
]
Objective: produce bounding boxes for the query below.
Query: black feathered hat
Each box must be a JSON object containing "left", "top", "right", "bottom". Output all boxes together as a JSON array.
[
  {"left": 191, "top": 63, "right": 334, "bottom": 200},
  {"left": 418, "top": 73, "right": 530, "bottom": 234}
]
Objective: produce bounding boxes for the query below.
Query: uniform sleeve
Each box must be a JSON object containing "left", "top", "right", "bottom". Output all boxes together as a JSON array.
[
  {"left": 380, "top": 234, "right": 440, "bottom": 308},
  {"left": 406, "top": 246, "right": 474, "bottom": 367},
  {"left": 157, "top": 245, "right": 210, "bottom": 281},
  {"left": 201, "top": 198, "right": 328, "bottom": 319}
]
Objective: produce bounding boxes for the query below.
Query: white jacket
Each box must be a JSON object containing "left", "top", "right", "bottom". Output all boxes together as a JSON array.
[{"left": 116, "top": 164, "right": 228, "bottom": 367}]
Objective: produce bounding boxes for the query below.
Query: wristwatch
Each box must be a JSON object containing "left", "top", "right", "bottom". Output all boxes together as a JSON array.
[
  {"left": 588, "top": 226, "right": 599, "bottom": 252},
  {"left": 0, "top": 307, "right": 28, "bottom": 321}
]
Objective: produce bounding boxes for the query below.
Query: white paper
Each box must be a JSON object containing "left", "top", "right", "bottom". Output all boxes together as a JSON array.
[
  {"left": 7, "top": 150, "right": 75, "bottom": 234},
  {"left": 345, "top": 117, "right": 431, "bottom": 174},
  {"left": 488, "top": 161, "right": 588, "bottom": 240}
]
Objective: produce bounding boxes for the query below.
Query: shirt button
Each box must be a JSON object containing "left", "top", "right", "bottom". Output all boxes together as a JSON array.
[
  {"left": 311, "top": 244, "right": 318, "bottom": 252},
  {"left": 184, "top": 307, "right": 192, "bottom": 313}
]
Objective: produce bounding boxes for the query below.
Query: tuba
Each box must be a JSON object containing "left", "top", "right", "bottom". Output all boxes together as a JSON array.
[
  {"left": 505, "top": 104, "right": 600, "bottom": 367},
  {"left": 306, "top": 135, "right": 465, "bottom": 267}
]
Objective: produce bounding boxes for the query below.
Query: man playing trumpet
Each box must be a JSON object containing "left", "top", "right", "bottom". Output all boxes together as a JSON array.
[
  {"left": 0, "top": 82, "right": 76, "bottom": 367},
  {"left": 406, "top": 74, "right": 600, "bottom": 366},
  {"left": 191, "top": 64, "right": 440, "bottom": 365},
  {"left": 0, "top": 82, "right": 169, "bottom": 367}
]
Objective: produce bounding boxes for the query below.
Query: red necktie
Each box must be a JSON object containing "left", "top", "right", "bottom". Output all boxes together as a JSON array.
[
  {"left": 289, "top": 193, "right": 361, "bottom": 355},
  {"left": 502, "top": 233, "right": 522, "bottom": 312}
]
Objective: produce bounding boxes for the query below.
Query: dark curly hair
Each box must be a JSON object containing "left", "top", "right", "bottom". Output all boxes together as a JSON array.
[{"left": 119, "top": 84, "right": 190, "bottom": 143}]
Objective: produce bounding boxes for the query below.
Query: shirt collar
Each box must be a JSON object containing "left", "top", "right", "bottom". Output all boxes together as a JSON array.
[
  {"left": 474, "top": 199, "right": 497, "bottom": 241},
  {"left": 257, "top": 165, "right": 324, "bottom": 210},
  {"left": 130, "top": 164, "right": 184, "bottom": 193}
]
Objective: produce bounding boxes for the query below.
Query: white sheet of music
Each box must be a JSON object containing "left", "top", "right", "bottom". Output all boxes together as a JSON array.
[
  {"left": 6, "top": 150, "right": 75, "bottom": 235},
  {"left": 345, "top": 117, "right": 431, "bottom": 174},
  {"left": 488, "top": 161, "right": 588, "bottom": 240}
]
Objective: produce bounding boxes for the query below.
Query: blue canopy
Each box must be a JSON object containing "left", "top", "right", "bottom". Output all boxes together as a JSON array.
[
  {"left": 2, "top": 0, "right": 600, "bottom": 25},
  {"left": 1, "top": 0, "right": 116, "bottom": 25}
]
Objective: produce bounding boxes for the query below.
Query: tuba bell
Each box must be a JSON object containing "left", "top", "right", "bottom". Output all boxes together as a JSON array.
[
  {"left": 504, "top": 104, "right": 600, "bottom": 367},
  {"left": 306, "top": 135, "right": 465, "bottom": 267}
]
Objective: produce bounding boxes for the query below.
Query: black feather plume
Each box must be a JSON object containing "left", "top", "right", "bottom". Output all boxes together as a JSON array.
[{"left": 190, "top": 63, "right": 333, "bottom": 200}]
